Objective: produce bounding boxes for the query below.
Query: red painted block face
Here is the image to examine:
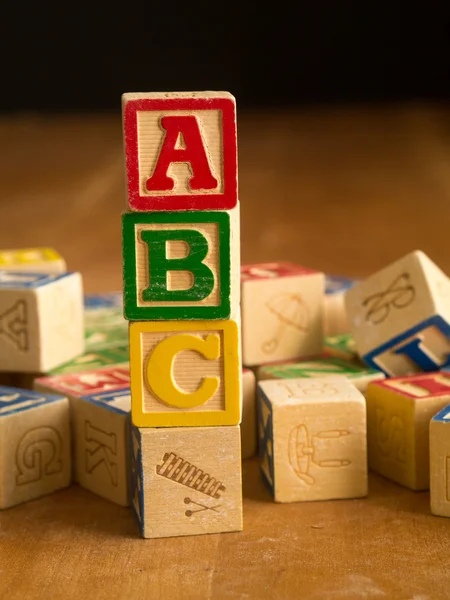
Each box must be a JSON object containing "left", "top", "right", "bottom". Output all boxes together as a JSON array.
[
  {"left": 372, "top": 371, "right": 450, "bottom": 398},
  {"left": 122, "top": 92, "right": 237, "bottom": 211},
  {"left": 240, "top": 262, "right": 318, "bottom": 281},
  {"left": 36, "top": 366, "right": 130, "bottom": 396}
]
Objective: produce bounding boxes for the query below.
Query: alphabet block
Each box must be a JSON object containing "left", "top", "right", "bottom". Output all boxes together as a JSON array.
[
  {"left": 323, "top": 333, "right": 360, "bottom": 362},
  {"left": 122, "top": 210, "right": 239, "bottom": 321},
  {"left": 257, "top": 377, "right": 367, "bottom": 502},
  {"left": 84, "top": 306, "right": 128, "bottom": 351},
  {"left": 241, "top": 262, "right": 325, "bottom": 366},
  {"left": 345, "top": 250, "right": 450, "bottom": 376},
  {"left": 366, "top": 372, "right": 450, "bottom": 490},
  {"left": 241, "top": 368, "right": 257, "bottom": 459},
  {"left": 130, "top": 425, "right": 242, "bottom": 538},
  {"left": 324, "top": 274, "right": 355, "bottom": 336},
  {"left": 122, "top": 91, "right": 237, "bottom": 211},
  {"left": 0, "top": 271, "right": 84, "bottom": 372},
  {"left": 34, "top": 366, "right": 130, "bottom": 399},
  {"left": 130, "top": 320, "right": 240, "bottom": 427},
  {"left": 49, "top": 346, "right": 129, "bottom": 375},
  {"left": 0, "top": 386, "right": 71, "bottom": 509},
  {"left": 0, "top": 247, "right": 66, "bottom": 274},
  {"left": 258, "top": 356, "right": 384, "bottom": 394},
  {"left": 75, "top": 389, "right": 131, "bottom": 506},
  {"left": 430, "top": 404, "right": 450, "bottom": 517}
]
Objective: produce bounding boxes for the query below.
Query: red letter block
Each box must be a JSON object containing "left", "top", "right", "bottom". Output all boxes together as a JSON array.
[{"left": 122, "top": 92, "right": 237, "bottom": 211}]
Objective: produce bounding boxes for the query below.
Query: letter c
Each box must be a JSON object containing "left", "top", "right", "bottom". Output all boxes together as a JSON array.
[{"left": 146, "top": 334, "right": 220, "bottom": 408}]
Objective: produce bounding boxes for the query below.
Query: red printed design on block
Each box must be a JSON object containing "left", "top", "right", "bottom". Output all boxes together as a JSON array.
[
  {"left": 373, "top": 372, "right": 450, "bottom": 398},
  {"left": 241, "top": 262, "right": 318, "bottom": 281},
  {"left": 36, "top": 367, "right": 130, "bottom": 396}
]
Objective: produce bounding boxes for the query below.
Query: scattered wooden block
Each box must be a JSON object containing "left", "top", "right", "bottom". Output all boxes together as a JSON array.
[
  {"left": 241, "top": 262, "right": 325, "bottom": 367},
  {"left": 324, "top": 274, "right": 355, "bottom": 336},
  {"left": 84, "top": 292, "right": 123, "bottom": 310},
  {"left": 258, "top": 356, "right": 384, "bottom": 394},
  {"left": 75, "top": 389, "right": 131, "bottom": 506},
  {"left": 345, "top": 250, "right": 450, "bottom": 376},
  {"left": 430, "top": 404, "right": 450, "bottom": 517},
  {"left": 0, "top": 271, "right": 84, "bottom": 372},
  {"left": 130, "top": 425, "right": 242, "bottom": 538},
  {"left": 0, "top": 386, "right": 71, "bottom": 509},
  {"left": 49, "top": 346, "right": 129, "bottom": 375},
  {"left": 366, "top": 372, "right": 450, "bottom": 490},
  {"left": 129, "top": 320, "right": 241, "bottom": 427},
  {"left": 84, "top": 306, "right": 128, "bottom": 351},
  {"left": 34, "top": 366, "right": 130, "bottom": 400},
  {"left": 323, "top": 333, "right": 360, "bottom": 362},
  {"left": 122, "top": 91, "right": 237, "bottom": 212},
  {"left": 122, "top": 210, "right": 239, "bottom": 321},
  {"left": 0, "top": 248, "right": 66, "bottom": 273},
  {"left": 241, "top": 368, "right": 257, "bottom": 459},
  {"left": 257, "top": 377, "right": 367, "bottom": 502}
]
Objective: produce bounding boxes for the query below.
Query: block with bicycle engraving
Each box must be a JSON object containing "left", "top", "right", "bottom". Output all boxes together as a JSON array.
[
  {"left": 324, "top": 274, "right": 356, "bottom": 336},
  {"left": 130, "top": 425, "right": 242, "bottom": 538},
  {"left": 0, "top": 271, "right": 84, "bottom": 372},
  {"left": 258, "top": 356, "right": 384, "bottom": 395},
  {"left": 366, "top": 372, "right": 450, "bottom": 491},
  {"left": 241, "top": 368, "right": 257, "bottom": 459},
  {"left": 122, "top": 210, "right": 239, "bottom": 320},
  {"left": 122, "top": 91, "right": 237, "bottom": 212},
  {"left": 430, "top": 404, "right": 450, "bottom": 517},
  {"left": 346, "top": 250, "right": 450, "bottom": 376},
  {"left": 241, "top": 262, "right": 325, "bottom": 367},
  {"left": 0, "top": 247, "right": 66, "bottom": 274},
  {"left": 257, "top": 377, "right": 367, "bottom": 503},
  {"left": 75, "top": 389, "right": 131, "bottom": 506},
  {"left": 0, "top": 386, "right": 71, "bottom": 509},
  {"left": 129, "top": 320, "right": 241, "bottom": 427}
]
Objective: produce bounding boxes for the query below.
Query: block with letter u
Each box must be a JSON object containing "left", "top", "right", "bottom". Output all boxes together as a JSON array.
[
  {"left": 130, "top": 320, "right": 241, "bottom": 427},
  {"left": 122, "top": 211, "right": 239, "bottom": 320}
]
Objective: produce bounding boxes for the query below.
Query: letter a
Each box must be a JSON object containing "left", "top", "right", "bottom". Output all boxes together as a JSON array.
[{"left": 146, "top": 115, "right": 218, "bottom": 192}]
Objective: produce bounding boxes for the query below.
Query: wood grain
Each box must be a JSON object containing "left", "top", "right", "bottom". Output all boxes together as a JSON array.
[{"left": 1, "top": 103, "right": 450, "bottom": 598}]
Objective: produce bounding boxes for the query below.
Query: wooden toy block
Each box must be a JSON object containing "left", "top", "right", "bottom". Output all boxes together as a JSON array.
[
  {"left": 130, "top": 320, "right": 241, "bottom": 427},
  {"left": 130, "top": 425, "right": 242, "bottom": 539},
  {"left": 241, "top": 262, "right": 325, "bottom": 366},
  {"left": 122, "top": 210, "right": 239, "bottom": 321},
  {"left": 345, "top": 250, "right": 450, "bottom": 377},
  {"left": 122, "top": 91, "right": 237, "bottom": 212},
  {"left": 0, "top": 386, "right": 71, "bottom": 509},
  {"left": 323, "top": 333, "right": 360, "bottom": 362},
  {"left": 366, "top": 372, "right": 450, "bottom": 490},
  {"left": 0, "top": 271, "right": 84, "bottom": 372},
  {"left": 84, "top": 306, "right": 128, "bottom": 351},
  {"left": 34, "top": 366, "right": 130, "bottom": 399},
  {"left": 49, "top": 346, "right": 129, "bottom": 375},
  {"left": 430, "top": 404, "right": 450, "bottom": 517},
  {"left": 0, "top": 248, "right": 66, "bottom": 274},
  {"left": 84, "top": 292, "right": 123, "bottom": 310},
  {"left": 241, "top": 368, "right": 257, "bottom": 459},
  {"left": 324, "top": 274, "right": 355, "bottom": 336},
  {"left": 257, "top": 377, "right": 367, "bottom": 503},
  {"left": 258, "top": 356, "right": 384, "bottom": 394},
  {"left": 75, "top": 389, "right": 131, "bottom": 506}
]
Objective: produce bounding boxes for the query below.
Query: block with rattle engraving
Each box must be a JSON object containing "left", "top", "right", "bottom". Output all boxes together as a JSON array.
[
  {"left": 257, "top": 377, "right": 367, "bottom": 503},
  {"left": 0, "top": 386, "right": 71, "bottom": 509},
  {"left": 345, "top": 250, "right": 450, "bottom": 376}
]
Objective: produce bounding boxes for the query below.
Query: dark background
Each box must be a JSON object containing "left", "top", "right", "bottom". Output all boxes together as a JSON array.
[{"left": 2, "top": 4, "right": 450, "bottom": 111}]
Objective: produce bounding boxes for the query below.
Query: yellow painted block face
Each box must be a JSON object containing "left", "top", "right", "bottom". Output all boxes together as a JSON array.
[
  {"left": 130, "top": 320, "right": 241, "bottom": 427},
  {"left": 0, "top": 248, "right": 66, "bottom": 273}
]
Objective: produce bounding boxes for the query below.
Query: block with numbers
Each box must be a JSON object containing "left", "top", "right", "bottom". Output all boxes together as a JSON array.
[
  {"left": 430, "top": 404, "right": 450, "bottom": 517},
  {"left": 122, "top": 210, "right": 239, "bottom": 321},
  {"left": 241, "top": 262, "right": 325, "bottom": 366},
  {"left": 257, "top": 377, "right": 367, "bottom": 503},
  {"left": 241, "top": 368, "right": 257, "bottom": 459},
  {"left": 346, "top": 250, "right": 450, "bottom": 376},
  {"left": 366, "top": 372, "right": 450, "bottom": 490},
  {"left": 324, "top": 274, "right": 355, "bottom": 336},
  {"left": 130, "top": 320, "right": 241, "bottom": 427},
  {"left": 0, "top": 247, "right": 66, "bottom": 274},
  {"left": 130, "top": 425, "right": 242, "bottom": 539},
  {"left": 0, "top": 271, "right": 84, "bottom": 372},
  {"left": 122, "top": 91, "right": 237, "bottom": 211},
  {"left": 0, "top": 386, "right": 71, "bottom": 509},
  {"left": 75, "top": 389, "right": 131, "bottom": 506}
]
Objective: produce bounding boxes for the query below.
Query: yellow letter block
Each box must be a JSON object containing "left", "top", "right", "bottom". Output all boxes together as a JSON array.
[
  {"left": 0, "top": 247, "right": 66, "bottom": 273},
  {"left": 366, "top": 372, "right": 450, "bottom": 490},
  {"left": 130, "top": 320, "right": 241, "bottom": 427},
  {"left": 430, "top": 404, "right": 450, "bottom": 517}
]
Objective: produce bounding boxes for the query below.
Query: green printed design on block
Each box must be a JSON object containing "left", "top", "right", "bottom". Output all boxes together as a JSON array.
[
  {"left": 324, "top": 333, "right": 358, "bottom": 358},
  {"left": 122, "top": 211, "right": 231, "bottom": 320},
  {"left": 49, "top": 345, "right": 129, "bottom": 375},
  {"left": 261, "top": 356, "right": 378, "bottom": 380}
]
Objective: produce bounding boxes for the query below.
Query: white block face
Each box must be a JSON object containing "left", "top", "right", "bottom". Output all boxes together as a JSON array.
[
  {"left": 0, "top": 272, "right": 84, "bottom": 372},
  {"left": 241, "top": 263, "right": 325, "bottom": 366},
  {"left": 258, "top": 378, "right": 367, "bottom": 503}
]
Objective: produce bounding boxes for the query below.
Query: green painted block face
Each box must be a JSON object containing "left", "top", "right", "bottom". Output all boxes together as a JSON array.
[
  {"left": 49, "top": 345, "right": 129, "bottom": 375},
  {"left": 122, "top": 211, "right": 231, "bottom": 320},
  {"left": 260, "top": 356, "right": 379, "bottom": 380},
  {"left": 84, "top": 307, "right": 129, "bottom": 351},
  {"left": 324, "top": 333, "right": 358, "bottom": 360}
]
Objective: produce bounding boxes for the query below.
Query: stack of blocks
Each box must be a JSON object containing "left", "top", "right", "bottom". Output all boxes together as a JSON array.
[{"left": 121, "top": 91, "right": 243, "bottom": 538}]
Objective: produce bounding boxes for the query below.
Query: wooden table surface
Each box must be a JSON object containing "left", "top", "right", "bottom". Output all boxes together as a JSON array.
[{"left": 1, "top": 103, "right": 450, "bottom": 599}]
